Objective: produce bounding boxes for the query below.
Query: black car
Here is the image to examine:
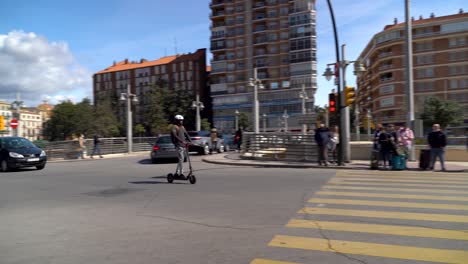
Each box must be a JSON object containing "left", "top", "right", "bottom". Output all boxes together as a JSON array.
[{"left": 0, "top": 137, "right": 47, "bottom": 171}]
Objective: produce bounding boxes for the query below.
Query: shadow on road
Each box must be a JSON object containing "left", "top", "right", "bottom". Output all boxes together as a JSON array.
[
  {"left": 129, "top": 180, "right": 186, "bottom": 185},
  {"left": 138, "top": 159, "right": 178, "bottom": 165}
]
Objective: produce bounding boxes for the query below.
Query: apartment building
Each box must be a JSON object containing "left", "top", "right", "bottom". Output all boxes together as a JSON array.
[
  {"left": 209, "top": 0, "right": 316, "bottom": 131},
  {"left": 93, "top": 48, "right": 208, "bottom": 127},
  {"left": 19, "top": 108, "right": 42, "bottom": 141},
  {"left": 356, "top": 10, "right": 468, "bottom": 129}
]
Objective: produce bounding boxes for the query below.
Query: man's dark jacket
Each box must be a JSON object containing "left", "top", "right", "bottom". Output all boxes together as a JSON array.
[
  {"left": 315, "top": 127, "right": 331, "bottom": 146},
  {"left": 428, "top": 131, "right": 447, "bottom": 148}
]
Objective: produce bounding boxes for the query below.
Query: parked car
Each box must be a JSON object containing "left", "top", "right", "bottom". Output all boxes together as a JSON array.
[
  {"left": 150, "top": 135, "right": 187, "bottom": 163},
  {"left": 187, "top": 131, "right": 227, "bottom": 155},
  {"left": 0, "top": 137, "right": 47, "bottom": 171}
]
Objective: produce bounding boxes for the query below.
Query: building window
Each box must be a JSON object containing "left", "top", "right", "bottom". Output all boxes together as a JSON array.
[
  {"left": 415, "top": 82, "right": 434, "bottom": 92},
  {"left": 416, "top": 68, "right": 434, "bottom": 78},
  {"left": 380, "top": 97, "right": 395, "bottom": 107},
  {"left": 448, "top": 65, "right": 468, "bottom": 75},
  {"left": 450, "top": 79, "right": 468, "bottom": 89},
  {"left": 415, "top": 54, "right": 433, "bottom": 65},
  {"left": 270, "top": 82, "right": 279, "bottom": 89},
  {"left": 448, "top": 51, "right": 468, "bottom": 61},
  {"left": 449, "top": 36, "right": 467, "bottom": 47},
  {"left": 379, "top": 85, "right": 395, "bottom": 94},
  {"left": 379, "top": 72, "right": 393, "bottom": 82},
  {"left": 375, "top": 30, "right": 401, "bottom": 44},
  {"left": 414, "top": 26, "right": 433, "bottom": 36},
  {"left": 282, "top": 81, "right": 290, "bottom": 88},
  {"left": 415, "top": 41, "right": 433, "bottom": 51}
]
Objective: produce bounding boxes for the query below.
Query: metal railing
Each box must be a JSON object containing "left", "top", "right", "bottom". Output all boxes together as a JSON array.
[
  {"left": 241, "top": 132, "right": 320, "bottom": 162},
  {"left": 41, "top": 137, "right": 156, "bottom": 160}
]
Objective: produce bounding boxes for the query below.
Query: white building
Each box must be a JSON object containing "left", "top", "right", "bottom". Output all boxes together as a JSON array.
[{"left": 19, "top": 110, "right": 42, "bottom": 141}]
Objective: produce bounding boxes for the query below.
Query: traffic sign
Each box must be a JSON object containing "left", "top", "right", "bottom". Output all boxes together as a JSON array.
[{"left": 10, "top": 119, "right": 18, "bottom": 129}]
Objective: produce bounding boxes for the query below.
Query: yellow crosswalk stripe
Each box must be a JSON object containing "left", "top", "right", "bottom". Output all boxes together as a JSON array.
[
  {"left": 328, "top": 180, "right": 468, "bottom": 189},
  {"left": 336, "top": 170, "right": 468, "bottom": 178},
  {"left": 332, "top": 177, "right": 468, "bottom": 185},
  {"left": 298, "top": 207, "right": 468, "bottom": 223},
  {"left": 316, "top": 191, "right": 468, "bottom": 202},
  {"left": 308, "top": 198, "right": 468, "bottom": 211},
  {"left": 335, "top": 174, "right": 468, "bottom": 181},
  {"left": 250, "top": 258, "right": 301, "bottom": 264},
  {"left": 269, "top": 235, "right": 468, "bottom": 264},
  {"left": 322, "top": 185, "right": 468, "bottom": 194},
  {"left": 286, "top": 219, "right": 468, "bottom": 241}
]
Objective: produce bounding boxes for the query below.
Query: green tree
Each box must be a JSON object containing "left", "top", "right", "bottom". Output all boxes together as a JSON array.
[
  {"left": 201, "top": 118, "right": 211, "bottom": 131},
  {"left": 74, "top": 98, "right": 95, "bottom": 137},
  {"left": 93, "top": 98, "right": 120, "bottom": 137},
  {"left": 44, "top": 100, "right": 77, "bottom": 140},
  {"left": 134, "top": 124, "right": 145, "bottom": 137},
  {"left": 238, "top": 112, "right": 250, "bottom": 130},
  {"left": 144, "top": 85, "right": 169, "bottom": 134},
  {"left": 163, "top": 85, "right": 196, "bottom": 131},
  {"left": 420, "top": 97, "right": 463, "bottom": 129}
]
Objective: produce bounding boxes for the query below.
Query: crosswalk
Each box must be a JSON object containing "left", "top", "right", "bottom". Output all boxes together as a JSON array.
[{"left": 250, "top": 170, "right": 468, "bottom": 264}]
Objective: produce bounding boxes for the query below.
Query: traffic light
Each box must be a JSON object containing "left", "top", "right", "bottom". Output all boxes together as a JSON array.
[
  {"left": 344, "top": 86, "right": 356, "bottom": 107},
  {"left": 0, "top": 116, "right": 4, "bottom": 131},
  {"left": 328, "top": 93, "right": 337, "bottom": 112}
]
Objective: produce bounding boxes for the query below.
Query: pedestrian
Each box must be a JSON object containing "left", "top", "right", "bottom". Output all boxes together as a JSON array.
[
  {"left": 373, "top": 123, "right": 383, "bottom": 150},
  {"left": 209, "top": 127, "right": 219, "bottom": 154},
  {"left": 427, "top": 123, "right": 447, "bottom": 171},
  {"left": 78, "top": 134, "right": 86, "bottom": 159},
  {"left": 314, "top": 123, "right": 331, "bottom": 166},
  {"left": 234, "top": 127, "right": 243, "bottom": 152},
  {"left": 90, "top": 134, "right": 103, "bottom": 159},
  {"left": 329, "top": 125, "right": 339, "bottom": 164},
  {"left": 378, "top": 126, "right": 393, "bottom": 169},
  {"left": 171, "top": 115, "right": 190, "bottom": 176},
  {"left": 398, "top": 124, "right": 414, "bottom": 160}
]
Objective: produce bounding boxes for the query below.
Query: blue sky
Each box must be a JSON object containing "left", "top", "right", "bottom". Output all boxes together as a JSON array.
[{"left": 0, "top": 0, "right": 465, "bottom": 106}]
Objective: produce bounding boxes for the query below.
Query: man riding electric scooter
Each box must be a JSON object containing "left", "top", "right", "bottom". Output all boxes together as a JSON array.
[{"left": 169, "top": 115, "right": 196, "bottom": 184}]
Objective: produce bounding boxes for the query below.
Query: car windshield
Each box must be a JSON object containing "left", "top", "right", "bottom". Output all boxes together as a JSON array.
[
  {"left": 4, "top": 138, "right": 36, "bottom": 149},
  {"left": 156, "top": 136, "right": 173, "bottom": 144}
]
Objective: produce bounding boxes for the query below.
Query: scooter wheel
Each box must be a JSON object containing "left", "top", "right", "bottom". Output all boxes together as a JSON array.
[
  {"left": 189, "top": 175, "right": 196, "bottom": 184},
  {"left": 167, "top": 173, "right": 174, "bottom": 183}
]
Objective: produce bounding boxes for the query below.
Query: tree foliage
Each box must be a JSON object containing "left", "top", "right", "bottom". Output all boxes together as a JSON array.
[
  {"left": 420, "top": 97, "right": 463, "bottom": 129},
  {"left": 238, "top": 112, "right": 250, "bottom": 130}
]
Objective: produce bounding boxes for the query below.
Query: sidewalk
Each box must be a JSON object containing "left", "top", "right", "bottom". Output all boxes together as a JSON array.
[
  {"left": 48, "top": 151, "right": 148, "bottom": 163},
  {"left": 202, "top": 153, "right": 468, "bottom": 172}
]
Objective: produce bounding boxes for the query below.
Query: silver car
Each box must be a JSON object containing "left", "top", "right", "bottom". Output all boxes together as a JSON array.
[{"left": 150, "top": 135, "right": 185, "bottom": 163}]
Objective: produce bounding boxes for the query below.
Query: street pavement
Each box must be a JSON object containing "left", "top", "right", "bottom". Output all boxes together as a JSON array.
[{"left": 0, "top": 152, "right": 467, "bottom": 264}]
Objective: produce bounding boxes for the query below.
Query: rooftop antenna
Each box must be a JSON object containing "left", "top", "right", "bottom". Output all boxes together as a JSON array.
[{"left": 174, "top": 37, "right": 178, "bottom": 55}]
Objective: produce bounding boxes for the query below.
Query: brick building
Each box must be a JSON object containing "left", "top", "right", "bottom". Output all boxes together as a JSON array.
[
  {"left": 93, "top": 48, "right": 209, "bottom": 128},
  {"left": 356, "top": 10, "right": 468, "bottom": 129}
]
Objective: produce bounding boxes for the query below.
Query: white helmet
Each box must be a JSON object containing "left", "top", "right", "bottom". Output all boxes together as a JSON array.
[{"left": 175, "top": 115, "right": 184, "bottom": 120}]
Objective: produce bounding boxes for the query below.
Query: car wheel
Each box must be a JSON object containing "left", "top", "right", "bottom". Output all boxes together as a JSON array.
[
  {"left": 36, "top": 164, "right": 45, "bottom": 170},
  {"left": 203, "top": 144, "right": 210, "bottom": 155},
  {"left": 1, "top": 160, "right": 9, "bottom": 172}
]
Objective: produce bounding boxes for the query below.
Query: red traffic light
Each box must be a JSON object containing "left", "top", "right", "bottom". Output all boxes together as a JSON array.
[{"left": 328, "top": 93, "right": 337, "bottom": 112}]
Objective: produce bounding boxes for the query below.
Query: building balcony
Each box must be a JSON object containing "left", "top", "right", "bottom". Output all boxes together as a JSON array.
[
  {"left": 378, "top": 52, "right": 393, "bottom": 58},
  {"left": 379, "top": 64, "right": 393, "bottom": 71},
  {"left": 210, "top": 11, "right": 226, "bottom": 18},
  {"left": 254, "top": 37, "right": 268, "bottom": 45},
  {"left": 211, "top": 45, "right": 227, "bottom": 51},
  {"left": 253, "top": 1, "right": 266, "bottom": 9},
  {"left": 253, "top": 25, "right": 267, "bottom": 33}
]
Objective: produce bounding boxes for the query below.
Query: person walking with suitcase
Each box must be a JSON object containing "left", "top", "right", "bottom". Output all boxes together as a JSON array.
[{"left": 427, "top": 124, "right": 447, "bottom": 171}]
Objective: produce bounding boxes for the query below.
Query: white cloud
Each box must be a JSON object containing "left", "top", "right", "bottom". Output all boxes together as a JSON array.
[{"left": 0, "top": 30, "right": 91, "bottom": 105}]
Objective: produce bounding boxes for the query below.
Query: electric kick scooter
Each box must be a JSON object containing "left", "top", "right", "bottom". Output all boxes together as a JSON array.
[{"left": 167, "top": 145, "right": 196, "bottom": 184}]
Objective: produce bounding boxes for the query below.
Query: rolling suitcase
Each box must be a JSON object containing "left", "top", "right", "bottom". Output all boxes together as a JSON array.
[
  {"left": 419, "top": 149, "right": 431, "bottom": 170},
  {"left": 392, "top": 154, "right": 406, "bottom": 170},
  {"left": 370, "top": 150, "right": 379, "bottom": 170}
]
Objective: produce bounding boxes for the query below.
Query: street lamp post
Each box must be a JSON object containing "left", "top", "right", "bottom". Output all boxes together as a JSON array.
[
  {"left": 355, "top": 106, "right": 360, "bottom": 141},
  {"left": 299, "top": 84, "right": 308, "bottom": 135},
  {"left": 191, "top": 93, "right": 205, "bottom": 132},
  {"left": 120, "top": 84, "right": 138, "bottom": 153},
  {"left": 262, "top": 113, "right": 267, "bottom": 132},
  {"left": 367, "top": 109, "right": 372, "bottom": 140},
  {"left": 11, "top": 97, "right": 23, "bottom": 137},
  {"left": 248, "top": 68, "right": 264, "bottom": 134},
  {"left": 235, "top": 109, "right": 239, "bottom": 131},
  {"left": 323, "top": 45, "right": 366, "bottom": 162},
  {"left": 282, "top": 110, "right": 289, "bottom": 132}
]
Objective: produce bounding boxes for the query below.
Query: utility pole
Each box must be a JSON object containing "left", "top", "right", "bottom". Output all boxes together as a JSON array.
[
  {"left": 120, "top": 84, "right": 138, "bottom": 153},
  {"left": 341, "top": 44, "right": 351, "bottom": 162},
  {"left": 355, "top": 106, "right": 360, "bottom": 141},
  {"left": 405, "top": 0, "right": 415, "bottom": 161},
  {"left": 191, "top": 93, "right": 204, "bottom": 132},
  {"left": 299, "top": 84, "right": 308, "bottom": 135}
]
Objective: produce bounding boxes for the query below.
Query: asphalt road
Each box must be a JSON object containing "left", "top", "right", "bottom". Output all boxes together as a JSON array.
[{"left": 1, "top": 153, "right": 467, "bottom": 264}]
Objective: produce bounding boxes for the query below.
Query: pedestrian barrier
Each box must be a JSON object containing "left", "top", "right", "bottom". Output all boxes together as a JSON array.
[
  {"left": 42, "top": 137, "right": 157, "bottom": 160},
  {"left": 242, "top": 133, "right": 322, "bottom": 162}
]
